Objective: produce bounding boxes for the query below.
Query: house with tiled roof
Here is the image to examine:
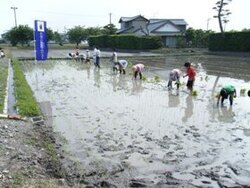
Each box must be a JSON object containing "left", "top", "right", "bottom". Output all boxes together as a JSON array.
[{"left": 117, "top": 15, "right": 188, "bottom": 48}]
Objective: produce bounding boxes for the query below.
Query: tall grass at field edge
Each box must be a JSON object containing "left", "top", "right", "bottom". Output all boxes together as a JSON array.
[
  {"left": 12, "top": 59, "right": 41, "bottom": 116},
  {"left": 0, "top": 66, "right": 8, "bottom": 113}
]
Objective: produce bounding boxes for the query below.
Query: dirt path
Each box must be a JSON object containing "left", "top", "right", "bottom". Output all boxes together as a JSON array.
[{"left": 0, "top": 117, "right": 78, "bottom": 187}]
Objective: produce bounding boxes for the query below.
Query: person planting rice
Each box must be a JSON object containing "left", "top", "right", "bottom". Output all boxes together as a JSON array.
[
  {"left": 132, "top": 64, "right": 144, "bottom": 80},
  {"left": 217, "top": 85, "right": 237, "bottom": 106},
  {"left": 167, "top": 68, "right": 182, "bottom": 90},
  {"left": 183, "top": 62, "right": 196, "bottom": 92},
  {"left": 116, "top": 60, "right": 128, "bottom": 74}
]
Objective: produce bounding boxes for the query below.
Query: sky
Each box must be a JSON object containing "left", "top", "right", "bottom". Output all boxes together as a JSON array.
[{"left": 1, "top": 0, "right": 250, "bottom": 35}]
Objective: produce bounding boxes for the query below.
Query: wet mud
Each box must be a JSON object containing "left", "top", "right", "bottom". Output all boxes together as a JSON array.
[{"left": 21, "top": 55, "right": 250, "bottom": 187}]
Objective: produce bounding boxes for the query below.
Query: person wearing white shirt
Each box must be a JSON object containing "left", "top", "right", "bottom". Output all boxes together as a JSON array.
[{"left": 117, "top": 60, "right": 128, "bottom": 74}]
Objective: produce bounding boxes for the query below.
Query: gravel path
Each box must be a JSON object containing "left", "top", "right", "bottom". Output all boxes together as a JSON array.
[{"left": 0, "top": 118, "right": 71, "bottom": 187}]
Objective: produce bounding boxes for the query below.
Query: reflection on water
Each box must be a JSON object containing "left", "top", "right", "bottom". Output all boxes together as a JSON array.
[
  {"left": 93, "top": 68, "right": 101, "bottom": 88},
  {"left": 182, "top": 95, "right": 194, "bottom": 122},
  {"left": 22, "top": 56, "right": 250, "bottom": 187},
  {"left": 217, "top": 106, "right": 235, "bottom": 123},
  {"left": 131, "top": 80, "right": 144, "bottom": 95},
  {"left": 168, "top": 91, "right": 180, "bottom": 108},
  {"left": 86, "top": 64, "right": 90, "bottom": 79}
]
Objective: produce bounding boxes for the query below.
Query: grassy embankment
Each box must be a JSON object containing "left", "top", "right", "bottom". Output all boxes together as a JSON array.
[
  {"left": 0, "top": 63, "right": 8, "bottom": 113},
  {"left": 12, "top": 59, "right": 41, "bottom": 116},
  {"left": 0, "top": 48, "right": 12, "bottom": 113},
  {"left": 11, "top": 59, "right": 69, "bottom": 187}
]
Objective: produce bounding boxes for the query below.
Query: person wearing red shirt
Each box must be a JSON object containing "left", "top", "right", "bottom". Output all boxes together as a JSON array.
[{"left": 183, "top": 62, "right": 196, "bottom": 92}]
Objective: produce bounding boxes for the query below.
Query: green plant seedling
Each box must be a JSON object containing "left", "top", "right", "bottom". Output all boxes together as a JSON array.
[
  {"left": 142, "top": 75, "right": 147, "bottom": 81},
  {"left": 192, "top": 90, "right": 198, "bottom": 96},
  {"left": 240, "top": 88, "right": 246, "bottom": 95},
  {"left": 154, "top": 75, "right": 160, "bottom": 82}
]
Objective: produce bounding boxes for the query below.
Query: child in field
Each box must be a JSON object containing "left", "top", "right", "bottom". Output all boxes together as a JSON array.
[
  {"left": 85, "top": 49, "right": 90, "bottom": 64},
  {"left": 132, "top": 64, "right": 144, "bottom": 79},
  {"left": 217, "top": 85, "right": 237, "bottom": 106},
  {"left": 167, "top": 69, "right": 181, "bottom": 90},
  {"left": 93, "top": 46, "right": 97, "bottom": 65},
  {"left": 111, "top": 49, "right": 118, "bottom": 72},
  {"left": 183, "top": 62, "right": 196, "bottom": 91},
  {"left": 117, "top": 60, "right": 128, "bottom": 74}
]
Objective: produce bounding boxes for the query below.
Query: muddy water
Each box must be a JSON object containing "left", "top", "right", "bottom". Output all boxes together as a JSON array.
[{"left": 22, "top": 55, "right": 250, "bottom": 187}]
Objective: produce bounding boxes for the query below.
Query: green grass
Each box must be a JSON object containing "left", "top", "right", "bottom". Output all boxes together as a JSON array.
[
  {"left": 0, "top": 66, "right": 8, "bottom": 113},
  {"left": 12, "top": 59, "right": 41, "bottom": 116}
]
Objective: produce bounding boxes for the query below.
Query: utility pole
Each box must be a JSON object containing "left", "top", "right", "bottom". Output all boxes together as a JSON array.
[
  {"left": 109, "top": 12, "right": 112, "bottom": 25},
  {"left": 11, "top": 6, "right": 18, "bottom": 27},
  {"left": 206, "top": 18, "right": 211, "bottom": 30}
]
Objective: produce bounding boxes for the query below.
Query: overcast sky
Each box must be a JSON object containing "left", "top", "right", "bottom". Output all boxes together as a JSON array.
[{"left": 1, "top": 0, "right": 250, "bottom": 35}]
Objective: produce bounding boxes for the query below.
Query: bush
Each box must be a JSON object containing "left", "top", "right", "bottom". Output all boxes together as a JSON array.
[
  {"left": 209, "top": 32, "right": 250, "bottom": 52},
  {"left": 88, "top": 34, "right": 162, "bottom": 50}
]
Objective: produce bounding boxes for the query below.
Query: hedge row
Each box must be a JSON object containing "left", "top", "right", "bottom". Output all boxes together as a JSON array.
[
  {"left": 209, "top": 32, "right": 250, "bottom": 52},
  {"left": 88, "top": 34, "right": 162, "bottom": 50}
]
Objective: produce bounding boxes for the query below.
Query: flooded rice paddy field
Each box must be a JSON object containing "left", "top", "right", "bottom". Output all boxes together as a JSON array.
[{"left": 21, "top": 55, "right": 250, "bottom": 187}]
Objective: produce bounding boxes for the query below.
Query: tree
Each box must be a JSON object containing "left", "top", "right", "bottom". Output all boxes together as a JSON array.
[
  {"left": 67, "top": 26, "right": 105, "bottom": 46},
  {"left": 185, "top": 28, "right": 215, "bottom": 48},
  {"left": 54, "top": 31, "right": 63, "bottom": 45},
  {"left": 67, "top": 26, "right": 85, "bottom": 46},
  {"left": 185, "top": 27, "right": 196, "bottom": 46},
  {"left": 83, "top": 27, "right": 103, "bottom": 36},
  {"left": 46, "top": 28, "right": 54, "bottom": 42},
  {"left": 4, "top": 25, "right": 33, "bottom": 46},
  {"left": 213, "top": 0, "right": 232, "bottom": 33},
  {"left": 102, "top": 24, "right": 118, "bottom": 35},
  {"left": 241, "top": 28, "right": 250, "bottom": 32}
]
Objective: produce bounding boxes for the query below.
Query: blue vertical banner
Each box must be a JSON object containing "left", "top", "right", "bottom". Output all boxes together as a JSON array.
[{"left": 34, "top": 20, "right": 48, "bottom": 61}]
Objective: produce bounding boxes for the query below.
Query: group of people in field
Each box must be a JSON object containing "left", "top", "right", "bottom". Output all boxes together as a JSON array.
[
  {"left": 69, "top": 47, "right": 250, "bottom": 106},
  {"left": 69, "top": 47, "right": 145, "bottom": 79},
  {"left": 167, "top": 62, "right": 250, "bottom": 106},
  {"left": 110, "top": 48, "right": 144, "bottom": 78}
]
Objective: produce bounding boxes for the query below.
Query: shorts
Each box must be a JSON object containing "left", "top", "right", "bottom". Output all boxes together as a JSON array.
[{"left": 187, "top": 80, "right": 194, "bottom": 88}]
